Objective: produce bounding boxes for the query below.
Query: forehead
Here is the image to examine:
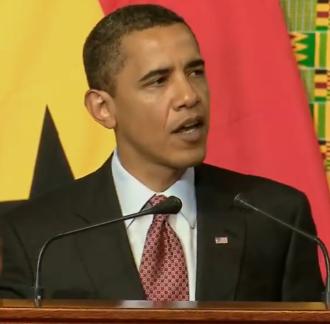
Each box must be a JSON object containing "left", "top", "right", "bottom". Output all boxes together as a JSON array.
[{"left": 119, "top": 24, "right": 201, "bottom": 72}]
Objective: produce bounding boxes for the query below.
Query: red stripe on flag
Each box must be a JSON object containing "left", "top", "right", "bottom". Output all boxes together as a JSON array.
[
  {"left": 317, "top": 12, "right": 329, "bottom": 18},
  {"left": 316, "top": 82, "right": 328, "bottom": 88}
]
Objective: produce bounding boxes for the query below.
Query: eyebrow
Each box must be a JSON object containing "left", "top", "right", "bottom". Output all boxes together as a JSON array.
[
  {"left": 139, "top": 68, "right": 171, "bottom": 83},
  {"left": 138, "top": 58, "right": 205, "bottom": 83},
  {"left": 185, "top": 58, "right": 205, "bottom": 70}
]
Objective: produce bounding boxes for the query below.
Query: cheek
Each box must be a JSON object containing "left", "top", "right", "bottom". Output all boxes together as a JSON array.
[
  {"left": 114, "top": 87, "right": 171, "bottom": 136},
  {"left": 117, "top": 103, "right": 167, "bottom": 141},
  {"left": 134, "top": 93, "right": 170, "bottom": 129},
  {"left": 195, "top": 80, "right": 210, "bottom": 101}
]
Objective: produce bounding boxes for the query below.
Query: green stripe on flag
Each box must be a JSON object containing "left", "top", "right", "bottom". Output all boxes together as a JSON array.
[
  {"left": 302, "top": 69, "right": 315, "bottom": 99},
  {"left": 318, "top": 102, "right": 326, "bottom": 138},
  {"left": 315, "top": 96, "right": 327, "bottom": 102},
  {"left": 319, "top": 32, "right": 328, "bottom": 67}
]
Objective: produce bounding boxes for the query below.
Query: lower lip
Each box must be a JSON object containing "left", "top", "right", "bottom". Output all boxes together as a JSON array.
[{"left": 173, "top": 126, "right": 205, "bottom": 142}]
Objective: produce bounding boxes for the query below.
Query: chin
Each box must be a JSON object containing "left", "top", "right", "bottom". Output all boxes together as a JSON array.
[{"left": 170, "top": 148, "right": 206, "bottom": 169}]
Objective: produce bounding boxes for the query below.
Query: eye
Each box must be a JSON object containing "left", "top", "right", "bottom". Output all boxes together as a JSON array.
[
  {"left": 145, "top": 75, "right": 168, "bottom": 87},
  {"left": 189, "top": 68, "right": 205, "bottom": 78},
  {"left": 153, "top": 76, "right": 168, "bottom": 85}
]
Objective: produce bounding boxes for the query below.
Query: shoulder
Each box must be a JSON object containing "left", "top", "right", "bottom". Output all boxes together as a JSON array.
[{"left": 195, "top": 163, "right": 309, "bottom": 212}]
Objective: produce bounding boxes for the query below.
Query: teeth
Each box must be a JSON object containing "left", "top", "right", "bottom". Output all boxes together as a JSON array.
[
  {"left": 183, "top": 123, "right": 197, "bottom": 129},
  {"left": 184, "top": 121, "right": 197, "bottom": 127},
  {"left": 173, "top": 118, "right": 203, "bottom": 133},
  {"left": 183, "top": 123, "right": 196, "bottom": 129},
  {"left": 180, "top": 122, "right": 201, "bottom": 132},
  {"left": 182, "top": 127, "right": 196, "bottom": 133}
]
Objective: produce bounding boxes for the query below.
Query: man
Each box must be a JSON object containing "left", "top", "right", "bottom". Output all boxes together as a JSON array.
[{"left": 0, "top": 4, "right": 323, "bottom": 301}]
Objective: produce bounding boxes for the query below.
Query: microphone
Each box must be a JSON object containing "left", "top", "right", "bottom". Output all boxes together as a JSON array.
[
  {"left": 234, "top": 193, "right": 330, "bottom": 308},
  {"left": 33, "top": 195, "right": 182, "bottom": 307}
]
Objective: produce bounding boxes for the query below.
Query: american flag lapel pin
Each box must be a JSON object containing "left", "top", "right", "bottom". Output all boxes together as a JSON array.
[{"left": 215, "top": 236, "right": 228, "bottom": 244}]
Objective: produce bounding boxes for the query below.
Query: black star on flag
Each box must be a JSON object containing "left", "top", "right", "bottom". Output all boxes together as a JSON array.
[{"left": 0, "top": 107, "right": 74, "bottom": 217}]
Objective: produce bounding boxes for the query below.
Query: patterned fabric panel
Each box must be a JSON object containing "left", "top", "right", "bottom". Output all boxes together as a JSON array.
[{"left": 281, "top": 0, "right": 330, "bottom": 183}]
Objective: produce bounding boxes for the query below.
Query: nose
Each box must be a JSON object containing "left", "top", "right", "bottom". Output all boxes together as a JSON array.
[{"left": 173, "top": 75, "right": 200, "bottom": 110}]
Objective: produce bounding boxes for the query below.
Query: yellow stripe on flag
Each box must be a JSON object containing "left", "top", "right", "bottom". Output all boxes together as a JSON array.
[
  {"left": 326, "top": 102, "right": 330, "bottom": 140},
  {"left": 0, "top": 1, "right": 115, "bottom": 201}
]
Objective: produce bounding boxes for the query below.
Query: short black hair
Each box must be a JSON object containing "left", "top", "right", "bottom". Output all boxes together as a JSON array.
[{"left": 83, "top": 4, "right": 193, "bottom": 95}]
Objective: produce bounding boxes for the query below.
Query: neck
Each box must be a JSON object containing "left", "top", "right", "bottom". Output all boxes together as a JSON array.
[{"left": 116, "top": 152, "right": 185, "bottom": 192}]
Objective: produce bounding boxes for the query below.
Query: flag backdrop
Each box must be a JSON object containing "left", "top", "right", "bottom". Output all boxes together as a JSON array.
[{"left": 1, "top": 0, "right": 330, "bottom": 276}]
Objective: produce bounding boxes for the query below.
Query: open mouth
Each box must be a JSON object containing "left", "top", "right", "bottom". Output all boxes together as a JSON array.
[{"left": 172, "top": 117, "right": 204, "bottom": 134}]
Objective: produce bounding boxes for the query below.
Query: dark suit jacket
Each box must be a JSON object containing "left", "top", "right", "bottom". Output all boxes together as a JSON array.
[{"left": 0, "top": 159, "right": 323, "bottom": 301}]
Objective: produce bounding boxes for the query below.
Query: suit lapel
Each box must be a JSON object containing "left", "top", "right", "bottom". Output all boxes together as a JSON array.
[
  {"left": 71, "top": 158, "right": 145, "bottom": 299},
  {"left": 66, "top": 160, "right": 245, "bottom": 300},
  {"left": 195, "top": 165, "right": 246, "bottom": 301}
]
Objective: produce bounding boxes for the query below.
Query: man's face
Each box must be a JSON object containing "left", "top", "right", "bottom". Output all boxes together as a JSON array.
[{"left": 111, "top": 23, "right": 210, "bottom": 174}]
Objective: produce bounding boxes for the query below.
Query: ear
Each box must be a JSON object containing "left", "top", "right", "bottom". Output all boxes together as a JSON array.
[{"left": 84, "top": 89, "right": 116, "bottom": 129}]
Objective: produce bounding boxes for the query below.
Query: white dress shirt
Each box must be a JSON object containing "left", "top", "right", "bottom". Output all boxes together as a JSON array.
[{"left": 111, "top": 150, "right": 197, "bottom": 300}]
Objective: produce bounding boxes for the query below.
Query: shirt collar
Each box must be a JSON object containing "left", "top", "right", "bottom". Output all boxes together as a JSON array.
[{"left": 111, "top": 150, "right": 196, "bottom": 228}]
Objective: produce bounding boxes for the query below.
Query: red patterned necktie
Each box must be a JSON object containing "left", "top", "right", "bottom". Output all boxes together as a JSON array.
[{"left": 139, "top": 194, "right": 189, "bottom": 301}]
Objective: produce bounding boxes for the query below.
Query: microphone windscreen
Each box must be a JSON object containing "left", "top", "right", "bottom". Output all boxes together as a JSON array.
[{"left": 152, "top": 196, "right": 182, "bottom": 215}]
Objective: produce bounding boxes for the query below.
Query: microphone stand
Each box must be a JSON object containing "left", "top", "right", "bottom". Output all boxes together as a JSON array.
[
  {"left": 33, "top": 196, "right": 182, "bottom": 306},
  {"left": 234, "top": 194, "right": 330, "bottom": 308}
]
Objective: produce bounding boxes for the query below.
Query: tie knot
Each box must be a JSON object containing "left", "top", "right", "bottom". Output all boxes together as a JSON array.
[
  {"left": 149, "top": 195, "right": 169, "bottom": 222},
  {"left": 149, "top": 194, "right": 167, "bottom": 207}
]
